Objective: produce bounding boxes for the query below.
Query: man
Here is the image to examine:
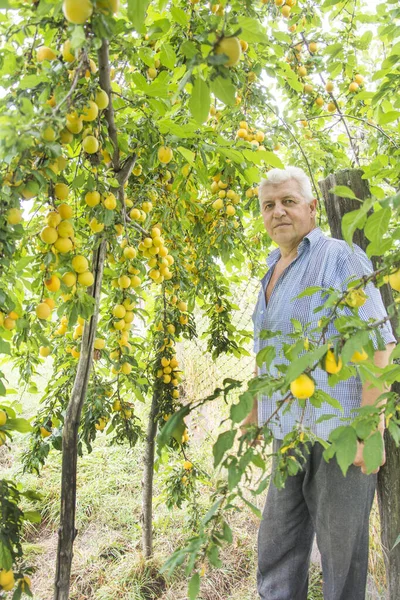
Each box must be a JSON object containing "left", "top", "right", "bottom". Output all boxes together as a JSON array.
[{"left": 243, "top": 166, "right": 396, "bottom": 600}]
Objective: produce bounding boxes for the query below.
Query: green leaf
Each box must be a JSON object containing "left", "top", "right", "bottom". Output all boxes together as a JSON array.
[
  {"left": 176, "top": 146, "right": 196, "bottom": 165},
  {"left": 241, "top": 495, "right": 262, "bottom": 518},
  {"left": 160, "top": 43, "right": 176, "bottom": 70},
  {"left": 285, "top": 345, "right": 328, "bottom": 384},
  {"left": 210, "top": 76, "right": 236, "bottom": 106},
  {"left": 6, "top": 418, "right": 33, "bottom": 433},
  {"left": 294, "top": 286, "right": 323, "bottom": 299},
  {"left": 18, "top": 74, "right": 48, "bottom": 90},
  {"left": 377, "top": 111, "right": 400, "bottom": 125},
  {"left": 157, "top": 405, "right": 190, "bottom": 449},
  {"left": 334, "top": 427, "right": 358, "bottom": 476},
  {"left": 23, "top": 510, "right": 41, "bottom": 523},
  {"left": 237, "top": 17, "right": 268, "bottom": 43},
  {"left": 230, "top": 392, "right": 254, "bottom": 423},
  {"left": 255, "top": 151, "right": 284, "bottom": 169},
  {"left": 0, "top": 537, "right": 12, "bottom": 570},
  {"left": 313, "top": 389, "right": 343, "bottom": 413},
  {"left": 127, "top": 0, "right": 150, "bottom": 33},
  {"left": 0, "top": 339, "right": 11, "bottom": 355},
  {"left": 202, "top": 498, "right": 223, "bottom": 525},
  {"left": 363, "top": 431, "right": 384, "bottom": 474},
  {"left": 213, "top": 429, "right": 236, "bottom": 467},
  {"left": 392, "top": 534, "right": 400, "bottom": 550},
  {"left": 364, "top": 208, "right": 391, "bottom": 243},
  {"left": 330, "top": 185, "right": 358, "bottom": 200},
  {"left": 341, "top": 197, "right": 374, "bottom": 247},
  {"left": 170, "top": 6, "right": 188, "bottom": 27},
  {"left": 256, "top": 346, "right": 276, "bottom": 369},
  {"left": 188, "top": 573, "right": 200, "bottom": 600},
  {"left": 189, "top": 77, "right": 210, "bottom": 124}
]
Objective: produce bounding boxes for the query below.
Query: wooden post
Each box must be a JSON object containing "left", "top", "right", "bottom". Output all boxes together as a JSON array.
[
  {"left": 319, "top": 168, "right": 400, "bottom": 599},
  {"left": 141, "top": 390, "right": 159, "bottom": 557}
]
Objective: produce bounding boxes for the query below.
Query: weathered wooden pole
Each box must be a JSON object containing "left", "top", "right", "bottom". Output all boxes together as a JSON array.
[{"left": 319, "top": 168, "right": 400, "bottom": 599}]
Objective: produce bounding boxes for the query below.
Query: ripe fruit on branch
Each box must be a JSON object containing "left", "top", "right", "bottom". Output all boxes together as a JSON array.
[
  {"left": 349, "top": 81, "right": 359, "bottom": 93},
  {"left": 78, "top": 271, "right": 94, "bottom": 286},
  {"left": 85, "top": 191, "right": 100, "bottom": 207},
  {"left": 351, "top": 348, "right": 368, "bottom": 363},
  {"left": 63, "top": 0, "right": 93, "bottom": 24},
  {"left": 290, "top": 374, "right": 315, "bottom": 399},
  {"left": 344, "top": 288, "right": 367, "bottom": 307},
  {"left": 40, "top": 226, "right": 58, "bottom": 244},
  {"left": 66, "top": 113, "right": 83, "bottom": 134},
  {"left": 323, "top": 349, "right": 343, "bottom": 374},
  {"left": 327, "top": 102, "right": 336, "bottom": 113},
  {"left": 45, "top": 274, "right": 60, "bottom": 292},
  {"left": 158, "top": 146, "right": 173, "bottom": 164},
  {"left": 0, "top": 569, "right": 15, "bottom": 592},
  {"left": 0, "top": 410, "right": 7, "bottom": 426},
  {"left": 388, "top": 269, "right": 400, "bottom": 292},
  {"left": 6, "top": 208, "right": 22, "bottom": 225},
  {"left": 58, "top": 203, "right": 73, "bottom": 220},
  {"left": 37, "top": 46, "right": 57, "bottom": 62},
  {"left": 81, "top": 100, "right": 99, "bottom": 122},
  {"left": 297, "top": 66, "right": 307, "bottom": 77},
  {"left": 57, "top": 220, "right": 74, "bottom": 238},
  {"left": 354, "top": 74, "right": 364, "bottom": 84},
  {"left": 315, "top": 96, "right": 324, "bottom": 107},
  {"left": 36, "top": 302, "right": 52, "bottom": 320},
  {"left": 215, "top": 36, "right": 242, "bottom": 67},
  {"left": 82, "top": 135, "right": 99, "bottom": 154},
  {"left": 62, "top": 40, "right": 75, "bottom": 62},
  {"left": 72, "top": 255, "right": 89, "bottom": 273},
  {"left": 54, "top": 237, "right": 73, "bottom": 253},
  {"left": 304, "top": 84, "right": 313, "bottom": 94},
  {"left": 54, "top": 183, "right": 69, "bottom": 200},
  {"left": 325, "top": 81, "right": 334, "bottom": 92},
  {"left": 309, "top": 42, "right": 318, "bottom": 53},
  {"left": 39, "top": 346, "right": 51, "bottom": 357},
  {"left": 95, "top": 89, "right": 109, "bottom": 110},
  {"left": 281, "top": 5, "right": 291, "bottom": 17}
]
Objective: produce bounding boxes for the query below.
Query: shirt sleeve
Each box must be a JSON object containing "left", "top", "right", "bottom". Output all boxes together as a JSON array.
[{"left": 335, "top": 245, "right": 396, "bottom": 349}]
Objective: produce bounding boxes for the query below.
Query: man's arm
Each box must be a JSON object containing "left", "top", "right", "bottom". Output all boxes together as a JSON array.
[{"left": 353, "top": 342, "right": 396, "bottom": 474}]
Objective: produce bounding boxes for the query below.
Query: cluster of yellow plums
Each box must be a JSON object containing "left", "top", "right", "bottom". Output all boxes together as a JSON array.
[
  {"left": 289, "top": 345, "right": 370, "bottom": 400},
  {"left": 137, "top": 227, "right": 174, "bottom": 284},
  {"left": 236, "top": 120, "right": 266, "bottom": 149},
  {"left": 210, "top": 175, "right": 239, "bottom": 217},
  {"left": 40, "top": 200, "right": 75, "bottom": 255},
  {"left": 0, "top": 310, "right": 20, "bottom": 331}
]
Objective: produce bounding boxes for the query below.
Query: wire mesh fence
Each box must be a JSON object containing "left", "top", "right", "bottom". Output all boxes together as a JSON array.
[{"left": 179, "top": 276, "right": 261, "bottom": 443}]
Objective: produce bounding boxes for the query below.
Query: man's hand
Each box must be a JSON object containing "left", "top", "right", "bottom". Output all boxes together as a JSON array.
[{"left": 353, "top": 423, "right": 386, "bottom": 475}]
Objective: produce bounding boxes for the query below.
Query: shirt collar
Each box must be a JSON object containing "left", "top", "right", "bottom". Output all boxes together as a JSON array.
[{"left": 266, "top": 227, "right": 323, "bottom": 267}]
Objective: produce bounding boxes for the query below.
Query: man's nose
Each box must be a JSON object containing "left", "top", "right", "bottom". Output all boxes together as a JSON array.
[{"left": 272, "top": 203, "right": 286, "bottom": 217}]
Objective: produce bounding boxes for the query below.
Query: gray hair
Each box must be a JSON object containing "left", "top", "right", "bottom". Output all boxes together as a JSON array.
[{"left": 259, "top": 167, "right": 314, "bottom": 208}]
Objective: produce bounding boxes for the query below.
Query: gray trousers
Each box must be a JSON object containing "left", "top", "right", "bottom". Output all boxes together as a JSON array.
[{"left": 257, "top": 441, "right": 377, "bottom": 600}]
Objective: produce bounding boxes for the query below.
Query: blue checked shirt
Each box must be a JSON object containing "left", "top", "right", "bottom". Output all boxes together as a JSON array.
[{"left": 252, "top": 227, "right": 396, "bottom": 440}]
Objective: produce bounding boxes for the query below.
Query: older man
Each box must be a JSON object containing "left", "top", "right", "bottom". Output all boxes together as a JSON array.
[{"left": 245, "top": 167, "right": 396, "bottom": 600}]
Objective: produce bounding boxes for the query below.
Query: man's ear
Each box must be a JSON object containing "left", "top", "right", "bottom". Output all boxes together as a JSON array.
[{"left": 310, "top": 198, "right": 317, "bottom": 214}]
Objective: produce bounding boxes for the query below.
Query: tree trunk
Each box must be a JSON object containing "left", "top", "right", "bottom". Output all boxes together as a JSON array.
[
  {"left": 53, "top": 241, "right": 107, "bottom": 600},
  {"left": 141, "top": 391, "right": 159, "bottom": 558},
  {"left": 319, "top": 168, "right": 400, "bottom": 599}
]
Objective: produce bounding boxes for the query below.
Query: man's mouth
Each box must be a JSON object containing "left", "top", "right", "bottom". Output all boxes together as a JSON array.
[{"left": 275, "top": 223, "right": 291, "bottom": 228}]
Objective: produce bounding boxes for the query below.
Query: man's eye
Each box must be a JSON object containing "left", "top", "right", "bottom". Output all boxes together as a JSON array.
[{"left": 284, "top": 199, "right": 294, "bottom": 204}]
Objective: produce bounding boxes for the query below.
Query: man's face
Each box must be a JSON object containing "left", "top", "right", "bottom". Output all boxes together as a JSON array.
[{"left": 260, "top": 179, "right": 317, "bottom": 248}]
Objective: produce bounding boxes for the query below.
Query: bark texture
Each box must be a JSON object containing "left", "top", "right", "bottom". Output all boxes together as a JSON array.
[
  {"left": 319, "top": 168, "right": 400, "bottom": 599},
  {"left": 141, "top": 391, "right": 159, "bottom": 558},
  {"left": 53, "top": 241, "right": 107, "bottom": 600}
]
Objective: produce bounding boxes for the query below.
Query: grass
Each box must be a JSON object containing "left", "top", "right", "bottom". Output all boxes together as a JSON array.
[{"left": 1, "top": 364, "right": 387, "bottom": 600}]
